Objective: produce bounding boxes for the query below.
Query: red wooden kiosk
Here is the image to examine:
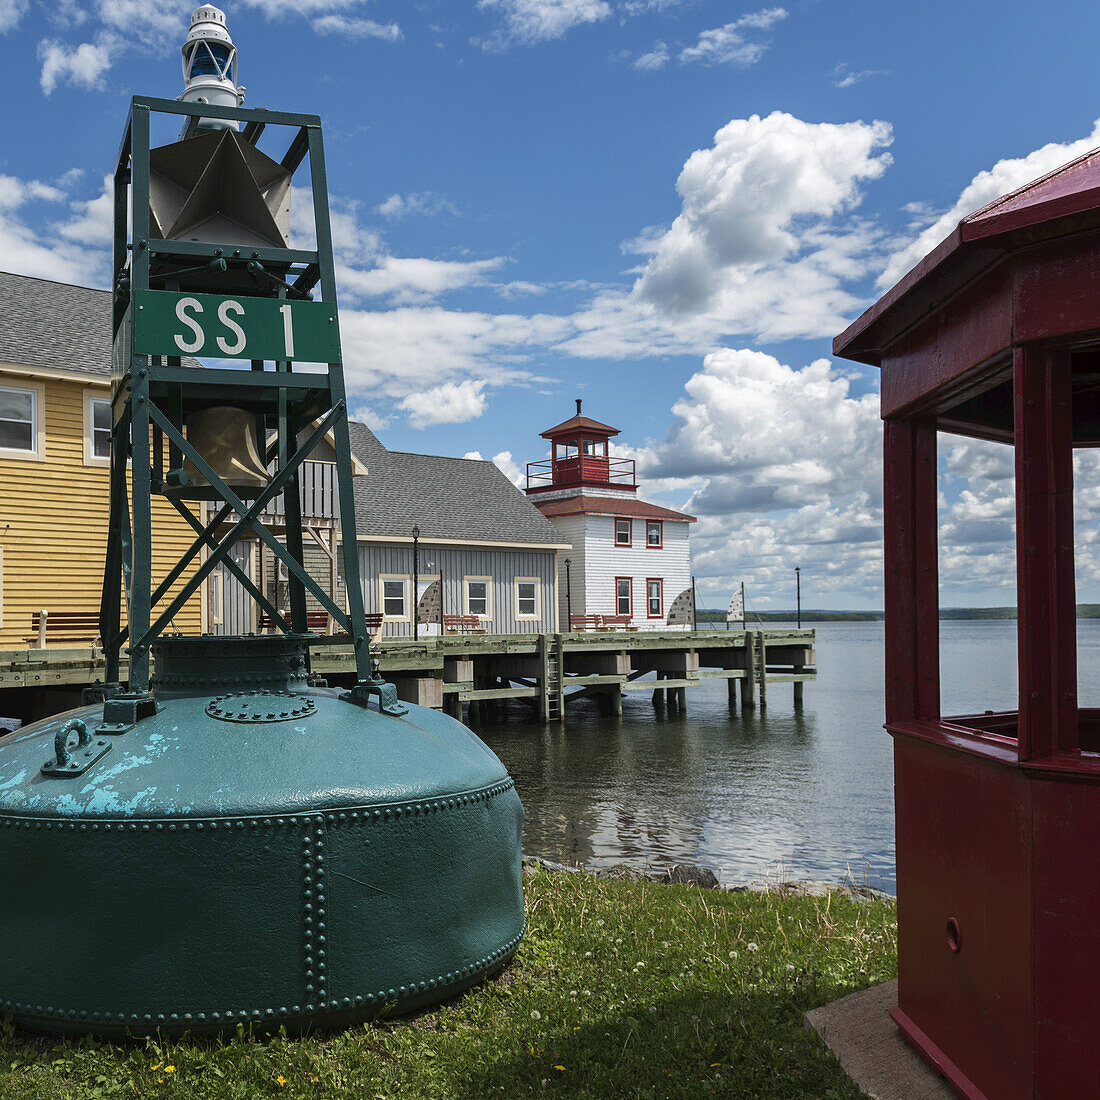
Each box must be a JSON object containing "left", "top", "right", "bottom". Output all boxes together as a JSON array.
[{"left": 836, "top": 149, "right": 1100, "bottom": 1099}]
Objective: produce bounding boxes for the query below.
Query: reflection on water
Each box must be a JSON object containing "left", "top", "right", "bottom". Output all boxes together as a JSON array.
[{"left": 472, "top": 620, "right": 1100, "bottom": 896}]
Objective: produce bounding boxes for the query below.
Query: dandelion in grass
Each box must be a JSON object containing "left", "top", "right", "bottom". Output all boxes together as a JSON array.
[
  {"left": 554, "top": 1065, "right": 565, "bottom": 1071},
  {"left": 277, "top": 1076, "right": 287, "bottom": 1087},
  {"left": 530, "top": 1010, "right": 541, "bottom": 1020},
  {"left": 746, "top": 943, "right": 759, "bottom": 952}
]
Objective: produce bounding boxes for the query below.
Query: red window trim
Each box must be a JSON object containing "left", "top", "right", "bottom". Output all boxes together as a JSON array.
[
  {"left": 614, "top": 576, "right": 633, "bottom": 618},
  {"left": 646, "top": 520, "right": 663, "bottom": 548},
  {"left": 614, "top": 517, "right": 633, "bottom": 548},
  {"left": 646, "top": 577, "right": 663, "bottom": 619}
]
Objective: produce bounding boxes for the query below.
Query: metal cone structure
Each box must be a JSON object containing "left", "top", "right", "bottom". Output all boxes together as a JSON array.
[{"left": 0, "top": 10, "right": 524, "bottom": 1037}]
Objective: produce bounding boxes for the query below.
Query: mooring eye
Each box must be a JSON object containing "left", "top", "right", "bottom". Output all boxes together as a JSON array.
[{"left": 946, "top": 917, "right": 961, "bottom": 954}]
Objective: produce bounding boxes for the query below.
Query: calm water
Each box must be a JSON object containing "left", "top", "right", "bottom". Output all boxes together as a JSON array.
[{"left": 472, "top": 620, "right": 1100, "bottom": 895}]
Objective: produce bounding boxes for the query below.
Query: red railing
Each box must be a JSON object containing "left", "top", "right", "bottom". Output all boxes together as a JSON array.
[{"left": 526, "top": 456, "right": 636, "bottom": 491}]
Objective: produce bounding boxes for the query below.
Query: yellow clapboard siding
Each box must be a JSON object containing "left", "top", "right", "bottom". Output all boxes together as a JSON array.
[{"left": 0, "top": 375, "right": 204, "bottom": 647}]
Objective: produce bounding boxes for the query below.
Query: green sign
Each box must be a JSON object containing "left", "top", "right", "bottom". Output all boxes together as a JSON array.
[{"left": 133, "top": 290, "right": 340, "bottom": 363}]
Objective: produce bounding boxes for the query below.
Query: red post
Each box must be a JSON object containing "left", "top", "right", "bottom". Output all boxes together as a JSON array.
[
  {"left": 1014, "top": 345, "right": 1077, "bottom": 760},
  {"left": 883, "top": 419, "right": 939, "bottom": 726}
]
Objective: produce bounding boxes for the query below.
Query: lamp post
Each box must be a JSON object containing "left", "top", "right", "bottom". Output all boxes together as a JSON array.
[
  {"left": 412, "top": 525, "right": 420, "bottom": 640},
  {"left": 795, "top": 566, "right": 801, "bottom": 628},
  {"left": 564, "top": 557, "right": 572, "bottom": 629}
]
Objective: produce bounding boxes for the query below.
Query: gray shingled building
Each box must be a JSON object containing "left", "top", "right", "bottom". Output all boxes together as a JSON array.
[{"left": 346, "top": 423, "right": 570, "bottom": 636}]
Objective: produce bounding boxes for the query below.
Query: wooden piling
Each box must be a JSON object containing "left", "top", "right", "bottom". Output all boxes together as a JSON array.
[
  {"left": 758, "top": 632, "right": 768, "bottom": 711},
  {"left": 740, "top": 634, "right": 756, "bottom": 710}
]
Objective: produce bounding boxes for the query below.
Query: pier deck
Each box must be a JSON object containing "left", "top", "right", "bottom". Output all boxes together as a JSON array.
[{"left": 0, "top": 628, "right": 815, "bottom": 725}]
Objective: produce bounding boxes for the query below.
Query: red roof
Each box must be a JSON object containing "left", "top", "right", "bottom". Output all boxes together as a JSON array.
[
  {"left": 540, "top": 414, "right": 620, "bottom": 439},
  {"left": 835, "top": 144, "right": 1100, "bottom": 365},
  {"left": 535, "top": 495, "right": 696, "bottom": 522}
]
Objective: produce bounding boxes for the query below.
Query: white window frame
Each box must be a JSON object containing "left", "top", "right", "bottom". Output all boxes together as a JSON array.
[
  {"left": 0, "top": 379, "right": 44, "bottom": 462},
  {"left": 514, "top": 576, "right": 540, "bottom": 620},
  {"left": 646, "top": 520, "right": 663, "bottom": 548},
  {"left": 615, "top": 518, "right": 632, "bottom": 546},
  {"left": 83, "top": 388, "right": 113, "bottom": 467},
  {"left": 646, "top": 577, "right": 663, "bottom": 619},
  {"left": 379, "top": 573, "right": 411, "bottom": 622},
  {"left": 615, "top": 576, "right": 633, "bottom": 617},
  {"left": 464, "top": 575, "right": 493, "bottom": 620},
  {"left": 209, "top": 570, "right": 223, "bottom": 626}
]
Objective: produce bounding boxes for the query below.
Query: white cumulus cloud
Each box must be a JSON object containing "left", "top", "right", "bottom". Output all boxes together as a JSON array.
[
  {"left": 401, "top": 379, "right": 489, "bottom": 428},
  {"left": 312, "top": 14, "right": 402, "bottom": 39},
  {"left": 38, "top": 36, "right": 114, "bottom": 94},
  {"left": 463, "top": 449, "right": 525, "bottom": 485},
  {"left": 477, "top": 0, "right": 612, "bottom": 48},
  {"left": 880, "top": 118, "right": 1100, "bottom": 288},
  {"left": 678, "top": 7, "right": 786, "bottom": 67}
]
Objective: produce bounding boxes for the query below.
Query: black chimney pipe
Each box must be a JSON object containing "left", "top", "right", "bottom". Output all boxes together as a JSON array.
[{"left": 576, "top": 398, "right": 582, "bottom": 415}]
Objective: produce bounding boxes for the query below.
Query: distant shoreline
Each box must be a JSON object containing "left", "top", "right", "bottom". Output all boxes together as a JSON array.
[{"left": 695, "top": 604, "right": 1100, "bottom": 623}]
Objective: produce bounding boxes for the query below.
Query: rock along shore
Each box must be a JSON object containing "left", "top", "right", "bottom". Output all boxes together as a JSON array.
[{"left": 521, "top": 854, "right": 894, "bottom": 902}]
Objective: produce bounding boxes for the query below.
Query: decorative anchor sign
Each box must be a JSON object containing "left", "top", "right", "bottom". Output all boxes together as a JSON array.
[{"left": 133, "top": 290, "right": 339, "bottom": 361}]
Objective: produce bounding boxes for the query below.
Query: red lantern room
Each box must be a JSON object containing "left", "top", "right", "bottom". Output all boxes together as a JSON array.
[
  {"left": 835, "top": 148, "right": 1100, "bottom": 1099},
  {"left": 525, "top": 399, "right": 637, "bottom": 494}
]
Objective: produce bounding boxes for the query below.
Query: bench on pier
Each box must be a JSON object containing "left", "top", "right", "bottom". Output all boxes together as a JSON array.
[
  {"left": 570, "top": 613, "right": 637, "bottom": 632},
  {"left": 597, "top": 614, "right": 637, "bottom": 632},
  {"left": 259, "top": 610, "right": 333, "bottom": 634},
  {"left": 444, "top": 614, "right": 486, "bottom": 635},
  {"left": 256, "top": 611, "right": 383, "bottom": 639},
  {"left": 25, "top": 610, "right": 101, "bottom": 648}
]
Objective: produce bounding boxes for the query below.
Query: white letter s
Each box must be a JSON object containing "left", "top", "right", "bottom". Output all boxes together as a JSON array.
[
  {"left": 174, "top": 297, "right": 204, "bottom": 353},
  {"left": 216, "top": 299, "right": 246, "bottom": 355}
]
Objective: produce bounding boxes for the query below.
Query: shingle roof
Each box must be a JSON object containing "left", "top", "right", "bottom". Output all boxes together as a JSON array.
[
  {"left": 535, "top": 495, "right": 696, "bottom": 522},
  {"left": 0, "top": 272, "right": 111, "bottom": 376},
  {"left": 349, "top": 423, "right": 568, "bottom": 546}
]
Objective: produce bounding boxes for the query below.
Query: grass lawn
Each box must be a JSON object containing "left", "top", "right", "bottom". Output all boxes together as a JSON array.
[{"left": 0, "top": 867, "right": 897, "bottom": 1099}]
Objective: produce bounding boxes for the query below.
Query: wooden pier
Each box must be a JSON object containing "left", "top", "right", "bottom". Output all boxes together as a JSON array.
[{"left": 0, "top": 628, "right": 814, "bottom": 726}]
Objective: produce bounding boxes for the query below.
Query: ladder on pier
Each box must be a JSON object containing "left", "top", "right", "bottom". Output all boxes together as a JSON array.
[
  {"left": 753, "top": 630, "right": 767, "bottom": 707},
  {"left": 538, "top": 633, "right": 563, "bottom": 721},
  {"left": 545, "top": 647, "right": 562, "bottom": 720}
]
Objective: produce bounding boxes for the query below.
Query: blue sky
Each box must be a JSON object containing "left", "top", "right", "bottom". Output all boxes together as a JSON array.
[{"left": 3, "top": 0, "right": 1100, "bottom": 610}]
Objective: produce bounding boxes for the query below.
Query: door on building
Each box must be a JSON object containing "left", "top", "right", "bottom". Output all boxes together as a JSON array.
[{"left": 210, "top": 541, "right": 255, "bottom": 636}]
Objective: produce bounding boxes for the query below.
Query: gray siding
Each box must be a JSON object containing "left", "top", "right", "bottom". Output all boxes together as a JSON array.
[{"left": 355, "top": 543, "right": 557, "bottom": 636}]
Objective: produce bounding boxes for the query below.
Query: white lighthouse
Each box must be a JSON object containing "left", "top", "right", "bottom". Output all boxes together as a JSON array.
[{"left": 179, "top": 5, "right": 245, "bottom": 131}]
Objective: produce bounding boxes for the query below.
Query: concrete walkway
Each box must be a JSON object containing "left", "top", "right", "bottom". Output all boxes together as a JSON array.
[{"left": 805, "top": 980, "right": 955, "bottom": 1100}]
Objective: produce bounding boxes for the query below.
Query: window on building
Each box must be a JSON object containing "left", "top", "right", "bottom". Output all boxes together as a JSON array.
[
  {"left": 646, "top": 520, "right": 663, "bottom": 548},
  {"left": 465, "top": 576, "right": 492, "bottom": 619},
  {"left": 555, "top": 440, "right": 579, "bottom": 459},
  {"left": 82, "top": 392, "right": 113, "bottom": 466},
  {"left": 515, "top": 578, "right": 539, "bottom": 619},
  {"left": 380, "top": 575, "right": 409, "bottom": 620},
  {"left": 209, "top": 571, "right": 223, "bottom": 626},
  {"left": 647, "top": 578, "right": 663, "bottom": 618},
  {"left": 0, "top": 384, "right": 36, "bottom": 453},
  {"left": 582, "top": 439, "right": 607, "bottom": 457},
  {"left": 615, "top": 518, "right": 632, "bottom": 546},
  {"left": 91, "top": 399, "right": 111, "bottom": 457},
  {"left": 616, "top": 577, "right": 632, "bottom": 617}
]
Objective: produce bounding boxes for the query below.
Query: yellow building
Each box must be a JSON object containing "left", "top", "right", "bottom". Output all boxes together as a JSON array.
[{"left": 0, "top": 272, "right": 203, "bottom": 650}]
